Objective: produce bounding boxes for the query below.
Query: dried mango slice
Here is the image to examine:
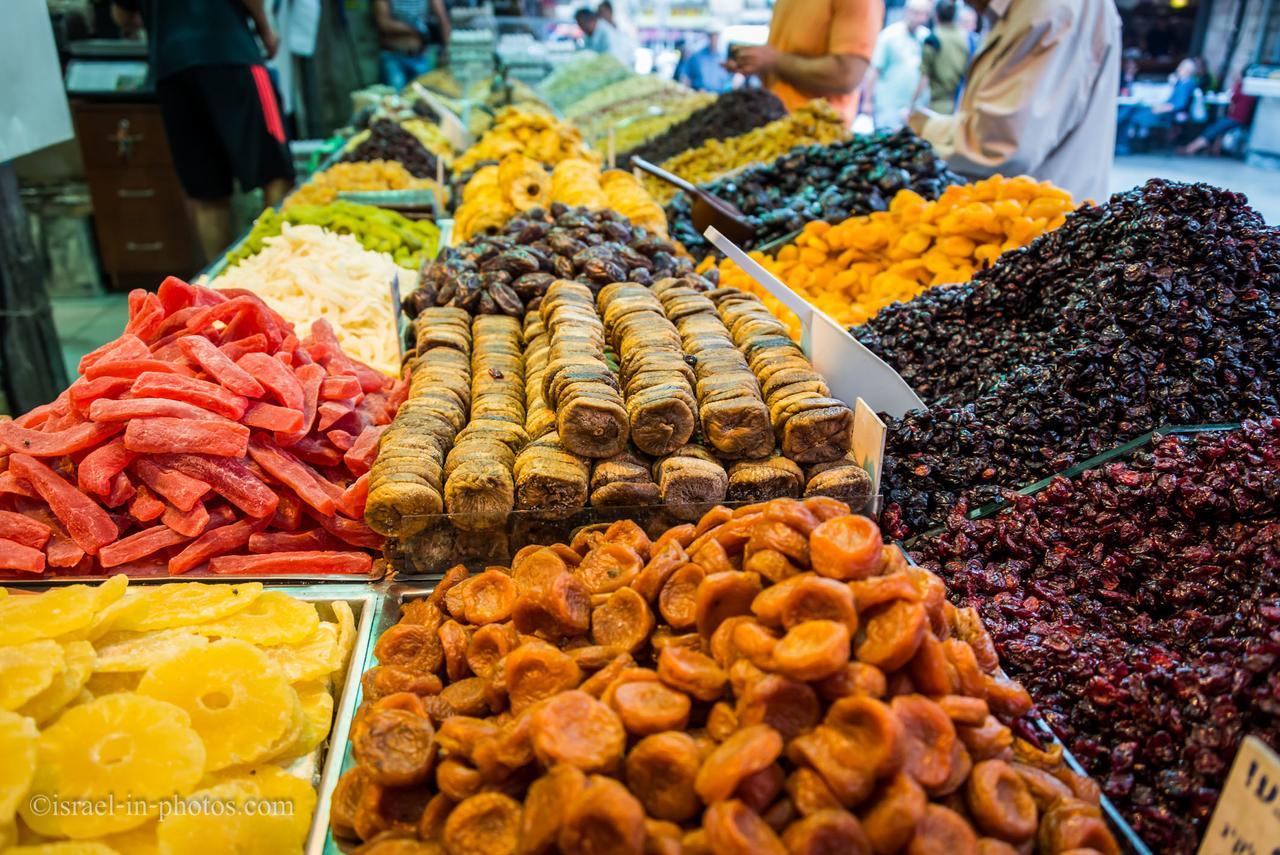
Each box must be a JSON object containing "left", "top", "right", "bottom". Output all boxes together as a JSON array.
[
  {"left": 259, "top": 622, "right": 341, "bottom": 683},
  {"left": 136, "top": 639, "right": 300, "bottom": 771},
  {"left": 0, "top": 710, "right": 39, "bottom": 824},
  {"left": 18, "top": 641, "right": 95, "bottom": 724},
  {"left": 94, "top": 630, "right": 210, "bottom": 673},
  {"left": 0, "top": 641, "right": 66, "bottom": 710},
  {"left": 21, "top": 694, "right": 204, "bottom": 838},
  {"left": 0, "top": 576, "right": 126, "bottom": 645},
  {"left": 188, "top": 592, "right": 319, "bottom": 647},
  {"left": 114, "top": 582, "right": 263, "bottom": 632}
]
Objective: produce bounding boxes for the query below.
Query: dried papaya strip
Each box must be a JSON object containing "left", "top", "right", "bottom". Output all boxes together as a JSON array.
[
  {"left": 280, "top": 362, "right": 326, "bottom": 445},
  {"left": 327, "top": 429, "right": 355, "bottom": 451},
  {"left": 167, "top": 516, "right": 256, "bottom": 575},
  {"left": 344, "top": 424, "right": 388, "bottom": 476},
  {"left": 84, "top": 357, "right": 194, "bottom": 381},
  {"left": 248, "top": 528, "right": 344, "bottom": 553},
  {"left": 242, "top": 402, "right": 306, "bottom": 433},
  {"left": 0, "top": 537, "right": 45, "bottom": 574},
  {"left": 162, "top": 500, "right": 210, "bottom": 538},
  {"left": 67, "top": 376, "right": 133, "bottom": 414},
  {"left": 338, "top": 472, "right": 369, "bottom": 520},
  {"left": 152, "top": 453, "right": 278, "bottom": 518},
  {"left": 98, "top": 523, "right": 190, "bottom": 568},
  {"left": 8, "top": 453, "right": 117, "bottom": 555},
  {"left": 209, "top": 550, "right": 372, "bottom": 575},
  {"left": 308, "top": 318, "right": 387, "bottom": 393},
  {"left": 77, "top": 438, "right": 135, "bottom": 497},
  {"left": 246, "top": 438, "right": 337, "bottom": 516},
  {"left": 175, "top": 334, "right": 265, "bottom": 397},
  {"left": 78, "top": 332, "right": 150, "bottom": 375},
  {"left": 124, "top": 417, "right": 250, "bottom": 458},
  {"left": 317, "top": 401, "right": 354, "bottom": 431},
  {"left": 0, "top": 419, "right": 120, "bottom": 458},
  {"left": 133, "top": 458, "right": 210, "bottom": 512},
  {"left": 131, "top": 371, "right": 249, "bottom": 420},
  {"left": 105, "top": 471, "right": 136, "bottom": 507},
  {"left": 321, "top": 375, "right": 362, "bottom": 400},
  {"left": 89, "top": 397, "right": 221, "bottom": 423},
  {"left": 19, "top": 505, "right": 84, "bottom": 567},
  {"left": 0, "top": 510, "right": 51, "bottom": 550},
  {"left": 219, "top": 333, "right": 268, "bottom": 361}
]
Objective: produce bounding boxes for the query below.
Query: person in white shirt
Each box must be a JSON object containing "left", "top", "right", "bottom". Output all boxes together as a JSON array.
[
  {"left": 908, "top": 0, "right": 1120, "bottom": 202},
  {"left": 575, "top": 7, "right": 634, "bottom": 67},
  {"left": 862, "top": 0, "right": 934, "bottom": 130}
]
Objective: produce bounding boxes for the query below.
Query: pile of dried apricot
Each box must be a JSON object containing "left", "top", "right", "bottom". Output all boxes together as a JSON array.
[{"left": 336, "top": 498, "right": 1119, "bottom": 855}]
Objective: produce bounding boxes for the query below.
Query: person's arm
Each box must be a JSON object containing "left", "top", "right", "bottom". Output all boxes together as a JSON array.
[
  {"left": 430, "top": 0, "right": 451, "bottom": 53},
  {"left": 908, "top": 4, "right": 1111, "bottom": 179},
  {"left": 373, "top": 0, "right": 420, "bottom": 37},
  {"left": 729, "top": 0, "right": 877, "bottom": 95},
  {"left": 239, "top": 0, "right": 279, "bottom": 58}
]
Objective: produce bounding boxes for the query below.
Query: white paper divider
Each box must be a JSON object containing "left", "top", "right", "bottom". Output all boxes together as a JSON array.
[
  {"left": 852, "top": 399, "right": 887, "bottom": 498},
  {"left": 703, "top": 226, "right": 926, "bottom": 418},
  {"left": 410, "top": 83, "right": 472, "bottom": 152},
  {"left": 1198, "top": 736, "right": 1280, "bottom": 855}
]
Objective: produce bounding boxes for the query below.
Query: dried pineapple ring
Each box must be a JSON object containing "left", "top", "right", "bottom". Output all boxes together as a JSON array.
[
  {"left": 0, "top": 576, "right": 126, "bottom": 646},
  {"left": 260, "top": 623, "right": 341, "bottom": 683},
  {"left": 84, "top": 671, "right": 143, "bottom": 697},
  {"left": 18, "top": 641, "right": 96, "bottom": 724},
  {"left": 273, "top": 681, "right": 334, "bottom": 762},
  {"left": 0, "top": 641, "right": 66, "bottom": 710},
  {"left": 115, "top": 583, "right": 263, "bottom": 633},
  {"left": 4, "top": 844, "right": 123, "bottom": 854},
  {"left": 21, "top": 694, "right": 204, "bottom": 838},
  {"left": 154, "top": 768, "right": 314, "bottom": 855},
  {"left": 94, "top": 630, "right": 210, "bottom": 673},
  {"left": 66, "top": 593, "right": 150, "bottom": 643},
  {"left": 0, "top": 709, "right": 39, "bottom": 824},
  {"left": 88, "top": 821, "right": 158, "bottom": 855},
  {"left": 187, "top": 592, "right": 319, "bottom": 647},
  {"left": 331, "top": 601, "right": 356, "bottom": 676},
  {"left": 136, "top": 639, "right": 300, "bottom": 772}
]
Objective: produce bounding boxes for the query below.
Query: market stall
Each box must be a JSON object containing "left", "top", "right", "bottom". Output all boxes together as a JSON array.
[{"left": 2, "top": 55, "right": 1277, "bottom": 855}]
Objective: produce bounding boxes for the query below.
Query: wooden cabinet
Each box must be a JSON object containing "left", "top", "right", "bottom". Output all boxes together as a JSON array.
[{"left": 71, "top": 100, "right": 198, "bottom": 286}]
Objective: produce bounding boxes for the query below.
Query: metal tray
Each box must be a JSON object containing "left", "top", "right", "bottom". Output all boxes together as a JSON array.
[{"left": 0, "top": 559, "right": 390, "bottom": 588}]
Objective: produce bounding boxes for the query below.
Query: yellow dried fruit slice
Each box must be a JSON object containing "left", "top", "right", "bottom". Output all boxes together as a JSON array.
[
  {"left": 4, "top": 844, "right": 123, "bottom": 854},
  {"left": 93, "top": 630, "right": 210, "bottom": 674},
  {"left": 260, "top": 623, "right": 340, "bottom": 683},
  {"left": 21, "top": 694, "right": 204, "bottom": 838},
  {"left": 136, "top": 639, "right": 299, "bottom": 772},
  {"left": 0, "top": 710, "right": 39, "bottom": 824},
  {"left": 114, "top": 583, "right": 263, "bottom": 633},
  {"left": 331, "top": 601, "right": 356, "bottom": 676},
  {"left": 153, "top": 768, "right": 314, "bottom": 855},
  {"left": 187, "top": 592, "right": 319, "bottom": 647},
  {"left": 0, "top": 641, "right": 65, "bottom": 710},
  {"left": 273, "top": 681, "right": 334, "bottom": 762},
  {"left": 89, "top": 822, "right": 158, "bottom": 855},
  {"left": 84, "top": 672, "right": 143, "bottom": 697},
  {"left": 0, "top": 576, "right": 126, "bottom": 646},
  {"left": 64, "top": 593, "right": 150, "bottom": 644},
  {"left": 18, "top": 641, "right": 96, "bottom": 724},
  {"left": 0, "top": 819, "right": 14, "bottom": 850}
]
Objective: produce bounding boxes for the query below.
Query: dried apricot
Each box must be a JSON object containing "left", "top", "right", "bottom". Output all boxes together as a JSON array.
[
  {"left": 441, "top": 792, "right": 522, "bottom": 855},
  {"left": 519, "top": 764, "right": 585, "bottom": 855},
  {"left": 437, "top": 716, "right": 500, "bottom": 760},
  {"left": 570, "top": 525, "right": 607, "bottom": 555},
  {"left": 632, "top": 540, "right": 690, "bottom": 601},
  {"left": 1011, "top": 762, "right": 1075, "bottom": 811},
  {"left": 710, "top": 614, "right": 756, "bottom": 668},
  {"left": 935, "top": 695, "right": 989, "bottom": 727},
  {"left": 504, "top": 642, "right": 582, "bottom": 713},
  {"left": 375, "top": 623, "right": 445, "bottom": 674},
  {"left": 558, "top": 775, "right": 647, "bottom": 855},
  {"left": 731, "top": 619, "right": 780, "bottom": 670},
  {"left": 511, "top": 573, "right": 591, "bottom": 640},
  {"left": 710, "top": 514, "right": 762, "bottom": 553},
  {"left": 492, "top": 707, "right": 537, "bottom": 769},
  {"left": 703, "top": 799, "right": 787, "bottom": 855},
  {"left": 824, "top": 696, "right": 904, "bottom": 779},
  {"left": 437, "top": 757, "right": 483, "bottom": 800},
  {"left": 464, "top": 570, "right": 519, "bottom": 624},
  {"left": 695, "top": 723, "right": 784, "bottom": 804},
  {"left": 419, "top": 791, "right": 456, "bottom": 841},
  {"left": 579, "top": 652, "right": 635, "bottom": 698},
  {"left": 657, "top": 645, "right": 727, "bottom": 701},
  {"left": 430, "top": 565, "right": 470, "bottom": 606},
  {"left": 743, "top": 547, "right": 804, "bottom": 583},
  {"left": 734, "top": 762, "right": 785, "bottom": 812},
  {"left": 707, "top": 701, "right": 739, "bottom": 741},
  {"left": 652, "top": 523, "right": 696, "bottom": 554},
  {"left": 354, "top": 708, "right": 437, "bottom": 786},
  {"left": 362, "top": 665, "right": 443, "bottom": 702},
  {"left": 625, "top": 731, "right": 702, "bottom": 821},
  {"left": 747, "top": 521, "right": 810, "bottom": 567},
  {"left": 763, "top": 796, "right": 798, "bottom": 832},
  {"left": 599, "top": 667, "right": 660, "bottom": 707},
  {"left": 787, "top": 726, "right": 876, "bottom": 808},
  {"left": 611, "top": 680, "right": 692, "bottom": 735},
  {"left": 512, "top": 549, "right": 568, "bottom": 595},
  {"left": 530, "top": 690, "right": 625, "bottom": 772},
  {"left": 728, "top": 658, "right": 768, "bottom": 697},
  {"left": 603, "top": 519, "right": 652, "bottom": 559},
  {"left": 850, "top": 572, "right": 920, "bottom": 613},
  {"left": 905, "top": 804, "right": 979, "bottom": 855},
  {"left": 330, "top": 765, "right": 371, "bottom": 838},
  {"left": 696, "top": 571, "right": 763, "bottom": 637},
  {"left": 781, "top": 576, "right": 858, "bottom": 635},
  {"left": 815, "top": 662, "right": 887, "bottom": 701},
  {"left": 856, "top": 600, "right": 927, "bottom": 672},
  {"left": 907, "top": 567, "right": 948, "bottom": 637},
  {"left": 659, "top": 563, "right": 705, "bottom": 629},
  {"left": 696, "top": 504, "right": 735, "bottom": 535},
  {"left": 353, "top": 780, "right": 433, "bottom": 840},
  {"left": 575, "top": 542, "right": 644, "bottom": 594},
  {"left": 976, "top": 839, "right": 1020, "bottom": 855},
  {"left": 810, "top": 515, "right": 883, "bottom": 580},
  {"left": 930, "top": 739, "right": 973, "bottom": 797},
  {"left": 982, "top": 673, "right": 1033, "bottom": 718},
  {"left": 908, "top": 632, "right": 959, "bottom": 696},
  {"left": 859, "top": 771, "right": 926, "bottom": 853},
  {"left": 1036, "top": 799, "right": 1118, "bottom": 854},
  {"left": 591, "top": 587, "right": 655, "bottom": 653},
  {"left": 446, "top": 578, "right": 473, "bottom": 621},
  {"left": 438, "top": 620, "right": 472, "bottom": 682},
  {"left": 467, "top": 624, "right": 520, "bottom": 679},
  {"left": 401, "top": 597, "right": 446, "bottom": 629},
  {"left": 891, "top": 695, "right": 957, "bottom": 792},
  {"left": 645, "top": 819, "right": 684, "bottom": 855},
  {"left": 651, "top": 627, "right": 702, "bottom": 652},
  {"left": 787, "top": 767, "right": 843, "bottom": 817},
  {"left": 763, "top": 498, "right": 821, "bottom": 536},
  {"left": 441, "top": 676, "right": 491, "bottom": 717},
  {"left": 940, "top": 639, "right": 986, "bottom": 698},
  {"left": 781, "top": 808, "right": 873, "bottom": 855},
  {"left": 966, "top": 760, "right": 1037, "bottom": 843},
  {"left": 950, "top": 607, "right": 1000, "bottom": 673},
  {"left": 566, "top": 644, "right": 621, "bottom": 670},
  {"left": 803, "top": 496, "right": 850, "bottom": 521},
  {"left": 682, "top": 828, "right": 712, "bottom": 855},
  {"left": 772, "top": 620, "right": 850, "bottom": 681},
  {"left": 958, "top": 717, "right": 1014, "bottom": 762},
  {"left": 736, "top": 673, "right": 821, "bottom": 741},
  {"left": 693, "top": 537, "right": 737, "bottom": 574}
]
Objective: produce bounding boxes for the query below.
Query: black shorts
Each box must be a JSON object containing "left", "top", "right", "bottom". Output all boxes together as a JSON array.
[{"left": 155, "top": 64, "right": 295, "bottom": 201}]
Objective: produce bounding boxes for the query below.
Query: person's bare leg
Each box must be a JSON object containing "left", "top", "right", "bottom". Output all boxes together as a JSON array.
[
  {"left": 189, "top": 197, "right": 232, "bottom": 264},
  {"left": 263, "top": 177, "right": 293, "bottom": 208}
]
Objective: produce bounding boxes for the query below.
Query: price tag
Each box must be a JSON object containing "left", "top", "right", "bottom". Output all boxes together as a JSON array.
[{"left": 1199, "top": 736, "right": 1280, "bottom": 855}]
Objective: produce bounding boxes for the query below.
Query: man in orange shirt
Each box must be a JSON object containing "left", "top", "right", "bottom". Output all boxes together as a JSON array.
[{"left": 726, "top": 0, "right": 884, "bottom": 125}]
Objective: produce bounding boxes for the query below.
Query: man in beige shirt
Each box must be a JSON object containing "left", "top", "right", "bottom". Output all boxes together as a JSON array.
[{"left": 908, "top": 0, "right": 1120, "bottom": 202}]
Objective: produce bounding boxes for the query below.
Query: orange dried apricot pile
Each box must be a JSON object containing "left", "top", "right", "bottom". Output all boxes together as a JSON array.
[{"left": 336, "top": 503, "right": 1117, "bottom": 855}]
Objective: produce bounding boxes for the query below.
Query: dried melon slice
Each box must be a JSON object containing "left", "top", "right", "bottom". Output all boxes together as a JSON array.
[
  {"left": 114, "top": 583, "right": 263, "bottom": 633},
  {"left": 93, "top": 630, "right": 209, "bottom": 674},
  {"left": 20, "top": 694, "right": 204, "bottom": 838},
  {"left": 0, "top": 641, "right": 65, "bottom": 710},
  {"left": 18, "top": 640, "right": 96, "bottom": 724},
  {"left": 187, "top": 593, "right": 319, "bottom": 647},
  {"left": 0, "top": 710, "right": 39, "bottom": 824},
  {"left": 136, "top": 639, "right": 299, "bottom": 772},
  {"left": 260, "top": 623, "right": 341, "bottom": 683}
]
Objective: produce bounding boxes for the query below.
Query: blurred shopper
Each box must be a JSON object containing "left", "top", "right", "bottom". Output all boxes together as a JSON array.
[
  {"left": 576, "top": 6, "right": 633, "bottom": 66},
  {"left": 677, "top": 28, "right": 735, "bottom": 92},
  {"left": 908, "top": 0, "right": 1120, "bottom": 202},
  {"left": 1178, "top": 75, "right": 1257, "bottom": 156},
  {"left": 726, "top": 0, "right": 884, "bottom": 125},
  {"left": 1115, "top": 56, "right": 1198, "bottom": 154},
  {"left": 597, "top": 1, "right": 638, "bottom": 66},
  {"left": 111, "top": 0, "right": 294, "bottom": 263},
  {"left": 373, "top": 0, "right": 451, "bottom": 91},
  {"left": 915, "top": 0, "right": 971, "bottom": 114},
  {"left": 863, "top": 0, "right": 933, "bottom": 129}
]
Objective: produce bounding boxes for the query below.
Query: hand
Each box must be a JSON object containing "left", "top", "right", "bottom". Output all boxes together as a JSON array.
[
  {"left": 260, "top": 25, "right": 280, "bottom": 60},
  {"left": 725, "top": 45, "right": 779, "bottom": 78}
]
